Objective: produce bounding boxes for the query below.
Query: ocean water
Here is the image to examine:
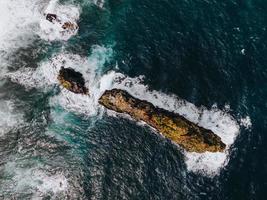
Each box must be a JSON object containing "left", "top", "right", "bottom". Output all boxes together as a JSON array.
[{"left": 0, "top": 0, "right": 266, "bottom": 199}]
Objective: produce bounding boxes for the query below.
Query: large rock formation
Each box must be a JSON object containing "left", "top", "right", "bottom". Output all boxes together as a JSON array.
[
  {"left": 57, "top": 67, "right": 89, "bottom": 95},
  {"left": 99, "top": 89, "right": 226, "bottom": 153}
]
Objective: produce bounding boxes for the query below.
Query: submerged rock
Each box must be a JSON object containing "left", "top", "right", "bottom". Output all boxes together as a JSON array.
[
  {"left": 57, "top": 67, "right": 89, "bottom": 95},
  {"left": 99, "top": 89, "right": 226, "bottom": 153}
]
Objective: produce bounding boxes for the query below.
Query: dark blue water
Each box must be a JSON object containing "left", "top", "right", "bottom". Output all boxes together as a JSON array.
[
  {"left": 0, "top": 0, "right": 267, "bottom": 199},
  {"left": 112, "top": 1, "right": 267, "bottom": 198}
]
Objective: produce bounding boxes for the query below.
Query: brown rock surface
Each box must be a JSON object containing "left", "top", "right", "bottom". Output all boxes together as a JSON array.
[
  {"left": 45, "top": 13, "right": 78, "bottom": 31},
  {"left": 62, "top": 22, "right": 78, "bottom": 30},
  {"left": 99, "top": 89, "right": 226, "bottom": 153},
  {"left": 46, "top": 13, "right": 58, "bottom": 23},
  {"left": 57, "top": 67, "right": 89, "bottom": 95}
]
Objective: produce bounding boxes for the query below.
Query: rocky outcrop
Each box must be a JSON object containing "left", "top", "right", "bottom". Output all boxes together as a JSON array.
[
  {"left": 45, "top": 13, "right": 78, "bottom": 31},
  {"left": 62, "top": 22, "right": 78, "bottom": 30},
  {"left": 99, "top": 89, "right": 226, "bottom": 153},
  {"left": 46, "top": 13, "right": 58, "bottom": 23},
  {"left": 57, "top": 67, "right": 89, "bottom": 95}
]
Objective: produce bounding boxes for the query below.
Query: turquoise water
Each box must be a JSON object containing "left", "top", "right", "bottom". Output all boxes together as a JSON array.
[{"left": 0, "top": 0, "right": 266, "bottom": 199}]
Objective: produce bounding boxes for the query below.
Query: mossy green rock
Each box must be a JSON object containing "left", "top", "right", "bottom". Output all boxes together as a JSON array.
[{"left": 99, "top": 89, "right": 226, "bottom": 153}]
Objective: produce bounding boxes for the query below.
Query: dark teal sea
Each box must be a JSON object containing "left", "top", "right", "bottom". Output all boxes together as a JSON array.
[{"left": 0, "top": 0, "right": 267, "bottom": 199}]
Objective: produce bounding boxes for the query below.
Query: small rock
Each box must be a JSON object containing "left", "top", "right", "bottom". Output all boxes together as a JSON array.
[
  {"left": 62, "top": 21, "right": 78, "bottom": 30},
  {"left": 46, "top": 13, "right": 58, "bottom": 23},
  {"left": 57, "top": 67, "right": 89, "bottom": 95}
]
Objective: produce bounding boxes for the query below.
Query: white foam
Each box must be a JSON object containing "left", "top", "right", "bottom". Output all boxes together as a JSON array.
[
  {"left": 39, "top": 0, "right": 80, "bottom": 41},
  {"left": 0, "top": 0, "right": 79, "bottom": 63},
  {"left": 49, "top": 67, "right": 241, "bottom": 176},
  {"left": 0, "top": 100, "right": 23, "bottom": 137},
  {"left": 0, "top": 0, "right": 80, "bottom": 79},
  {"left": 50, "top": 46, "right": 113, "bottom": 115},
  {"left": 7, "top": 45, "right": 113, "bottom": 116},
  {"left": 34, "top": 170, "right": 68, "bottom": 194},
  {"left": 97, "top": 72, "right": 240, "bottom": 176},
  {"left": 240, "top": 116, "right": 252, "bottom": 130},
  {"left": 0, "top": 0, "right": 41, "bottom": 51},
  {"left": 0, "top": 0, "right": 43, "bottom": 76},
  {"left": 92, "top": 0, "right": 105, "bottom": 8},
  {"left": 8, "top": 45, "right": 241, "bottom": 176},
  {"left": 2, "top": 161, "right": 68, "bottom": 198}
]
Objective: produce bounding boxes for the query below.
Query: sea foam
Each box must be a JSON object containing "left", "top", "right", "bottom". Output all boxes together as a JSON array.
[
  {"left": 0, "top": 0, "right": 40, "bottom": 51},
  {"left": 8, "top": 46, "right": 249, "bottom": 176},
  {"left": 0, "top": 0, "right": 79, "bottom": 77},
  {"left": 98, "top": 72, "right": 242, "bottom": 176},
  {"left": 0, "top": 0, "right": 42, "bottom": 76},
  {"left": 0, "top": 100, "right": 23, "bottom": 137},
  {"left": 92, "top": 0, "right": 105, "bottom": 8},
  {"left": 39, "top": 0, "right": 80, "bottom": 41},
  {"left": 1, "top": 161, "right": 69, "bottom": 198}
]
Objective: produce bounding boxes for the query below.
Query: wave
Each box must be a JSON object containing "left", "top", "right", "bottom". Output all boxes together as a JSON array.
[
  {"left": 0, "top": 0, "right": 43, "bottom": 76},
  {"left": 8, "top": 45, "right": 252, "bottom": 176},
  {"left": 0, "top": 0, "right": 80, "bottom": 79},
  {"left": 92, "top": 0, "right": 105, "bottom": 8},
  {"left": 7, "top": 45, "right": 112, "bottom": 116},
  {"left": 1, "top": 161, "right": 70, "bottom": 199},
  {"left": 39, "top": 0, "right": 80, "bottom": 41},
  {"left": 99, "top": 72, "right": 244, "bottom": 176},
  {"left": 0, "top": 0, "right": 41, "bottom": 51},
  {"left": 0, "top": 100, "right": 24, "bottom": 137}
]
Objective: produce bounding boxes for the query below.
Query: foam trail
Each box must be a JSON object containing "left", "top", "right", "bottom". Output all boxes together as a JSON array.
[
  {"left": 0, "top": 0, "right": 44, "bottom": 76},
  {"left": 39, "top": 0, "right": 80, "bottom": 41},
  {"left": 92, "top": 0, "right": 105, "bottom": 8},
  {"left": 50, "top": 46, "right": 113, "bottom": 115},
  {"left": 240, "top": 116, "right": 252, "bottom": 130},
  {"left": 1, "top": 161, "right": 68, "bottom": 198},
  {"left": 0, "top": 0, "right": 79, "bottom": 75},
  {"left": 8, "top": 46, "right": 244, "bottom": 176},
  {"left": 0, "top": 100, "right": 23, "bottom": 137},
  {"left": 7, "top": 45, "right": 113, "bottom": 116},
  {"left": 46, "top": 0, "right": 58, "bottom": 12},
  {"left": 97, "top": 72, "right": 241, "bottom": 176},
  {"left": 0, "top": 0, "right": 41, "bottom": 50}
]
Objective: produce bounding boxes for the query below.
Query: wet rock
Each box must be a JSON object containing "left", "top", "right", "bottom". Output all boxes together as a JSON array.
[
  {"left": 46, "top": 13, "right": 58, "bottom": 23},
  {"left": 57, "top": 67, "right": 89, "bottom": 95},
  {"left": 99, "top": 89, "right": 226, "bottom": 153},
  {"left": 45, "top": 13, "right": 78, "bottom": 31}
]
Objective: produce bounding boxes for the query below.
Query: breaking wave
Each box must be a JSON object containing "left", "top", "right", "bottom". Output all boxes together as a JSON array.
[
  {"left": 7, "top": 45, "right": 252, "bottom": 176},
  {"left": 39, "top": 0, "right": 80, "bottom": 41},
  {"left": 0, "top": 0, "right": 80, "bottom": 79},
  {"left": 0, "top": 100, "right": 23, "bottom": 137},
  {"left": 91, "top": 0, "right": 105, "bottom": 8},
  {"left": 0, "top": 0, "right": 43, "bottom": 76}
]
